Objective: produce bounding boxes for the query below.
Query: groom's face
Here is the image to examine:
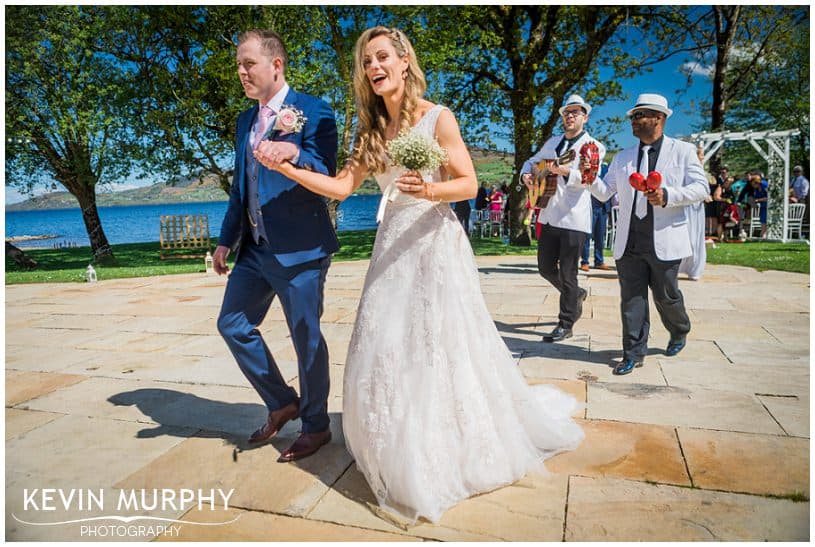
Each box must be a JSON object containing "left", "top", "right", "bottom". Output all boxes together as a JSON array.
[{"left": 237, "top": 37, "right": 283, "bottom": 104}]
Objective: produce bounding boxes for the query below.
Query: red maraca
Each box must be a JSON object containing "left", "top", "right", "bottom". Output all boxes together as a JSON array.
[
  {"left": 629, "top": 172, "right": 647, "bottom": 192},
  {"left": 645, "top": 171, "right": 662, "bottom": 192}
]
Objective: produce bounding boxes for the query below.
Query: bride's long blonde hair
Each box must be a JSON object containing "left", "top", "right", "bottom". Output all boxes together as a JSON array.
[{"left": 350, "top": 27, "right": 427, "bottom": 175}]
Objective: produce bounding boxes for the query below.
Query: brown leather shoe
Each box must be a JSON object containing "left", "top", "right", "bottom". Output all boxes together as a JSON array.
[
  {"left": 580, "top": 264, "right": 590, "bottom": 272},
  {"left": 248, "top": 400, "right": 299, "bottom": 444},
  {"left": 278, "top": 430, "right": 332, "bottom": 462},
  {"left": 595, "top": 263, "right": 611, "bottom": 271}
]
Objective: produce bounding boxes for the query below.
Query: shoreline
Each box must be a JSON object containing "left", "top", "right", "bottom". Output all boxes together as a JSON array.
[{"left": 6, "top": 234, "right": 59, "bottom": 243}]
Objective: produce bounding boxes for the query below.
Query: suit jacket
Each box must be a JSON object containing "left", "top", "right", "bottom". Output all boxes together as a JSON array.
[
  {"left": 218, "top": 88, "right": 339, "bottom": 267},
  {"left": 521, "top": 132, "right": 606, "bottom": 234},
  {"left": 590, "top": 136, "right": 708, "bottom": 261}
]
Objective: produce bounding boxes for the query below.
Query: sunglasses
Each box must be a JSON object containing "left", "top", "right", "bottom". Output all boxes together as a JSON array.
[
  {"left": 562, "top": 109, "right": 586, "bottom": 118},
  {"left": 629, "top": 109, "right": 662, "bottom": 120}
]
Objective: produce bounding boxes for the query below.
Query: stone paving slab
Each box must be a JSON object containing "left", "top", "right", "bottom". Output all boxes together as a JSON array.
[
  {"left": 5, "top": 408, "right": 62, "bottom": 440},
  {"left": 546, "top": 419, "right": 689, "bottom": 486},
  {"left": 757, "top": 394, "right": 810, "bottom": 437},
  {"left": 160, "top": 507, "right": 416, "bottom": 541},
  {"left": 6, "top": 370, "right": 87, "bottom": 406},
  {"left": 115, "top": 434, "right": 351, "bottom": 518},
  {"left": 565, "top": 475, "right": 809, "bottom": 541},
  {"left": 587, "top": 381, "right": 786, "bottom": 435},
  {"left": 6, "top": 415, "right": 196, "bottom": 541},
  {"left": 17, "top": 377, "right": 268, "bottom": 438},
  {"left": 678, "top": 428, "right": 809, "bottom": 497},
  {"left": 662, "top": 358, "right": 809, "bottom": 398}
]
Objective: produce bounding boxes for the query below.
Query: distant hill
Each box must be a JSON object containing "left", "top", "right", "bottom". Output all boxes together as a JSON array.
[
  {"left": 7, "top": 148, "right": 516, "bottom": 211},
  {"left": 7, "top": 174, "right": 229, "bottom": 211}
]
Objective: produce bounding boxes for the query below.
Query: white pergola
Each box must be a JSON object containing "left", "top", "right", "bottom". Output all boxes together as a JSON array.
[{"left": 689, "top": 129, "right": 802, "bottom": 242}]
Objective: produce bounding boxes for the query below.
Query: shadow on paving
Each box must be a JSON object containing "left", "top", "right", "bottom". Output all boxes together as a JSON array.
[{"left": 108, "top": 389, "right": 271, "bottom": 448}]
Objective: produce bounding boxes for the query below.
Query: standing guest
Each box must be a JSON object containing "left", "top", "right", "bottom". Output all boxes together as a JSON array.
[
  {"left": 745, "top": 174, "right": 769, "bottom": 239},
  {"left": 488, "top": 185, "right": 504, "bottom": 211},
  {"left": 453, "top": 198, "right": 472, "bottom": 233},
  {"left": 703, "top": 162, "right": 720, "bottom": 236},
  {"left": 679, "top": 147, "right": 710, "bottom": 280},
  {"left": 589, "top": 93, "right": 708, "bottom": 375},
  {"left": 580, "top": 163, "right": 612, "bottom": 272},
  {"left": 474, "top": 181, "right": 489, "bottom": 210},
  {"left": 214, "top": 29, "right": 339, "bottom": 462},
  {"left": 520, "top": 94, "right": 606, "bottom": 342},
  {"left": 791, "top": 165, "right": 809, "bottom": 237},
  {"left": 791, "top": 165, "right": 809, "bottom": 202}
]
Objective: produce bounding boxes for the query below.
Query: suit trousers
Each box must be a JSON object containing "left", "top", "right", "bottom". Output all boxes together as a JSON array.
[
  {"left": 217, "top": 238, "right": 331, "bottom": 433},
  {"left": 616, "top": 248, "right": 691, "bottom": 361},
  {"left": 537, "top": 223, "right": 587, "bottom": 329},
  {"left": 581, "top": 206, "right": 609, "bottom": 266}
]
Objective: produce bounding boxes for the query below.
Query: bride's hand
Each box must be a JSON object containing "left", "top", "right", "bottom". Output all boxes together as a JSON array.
[
  {"left": 254, "top": 141, "right": 297, "bottom": 173},
  {"left": 395, "top": 170, "right": 434, "bottom": 200}
]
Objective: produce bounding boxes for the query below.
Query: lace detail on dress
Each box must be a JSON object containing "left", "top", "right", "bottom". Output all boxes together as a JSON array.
[{"left": 342, "top": 103, "right": 584, "bottom": 524}]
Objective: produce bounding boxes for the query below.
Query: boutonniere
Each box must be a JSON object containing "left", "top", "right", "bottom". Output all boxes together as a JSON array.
[{"left": 273, "top": 106, "right": 307, "bottom": 134}]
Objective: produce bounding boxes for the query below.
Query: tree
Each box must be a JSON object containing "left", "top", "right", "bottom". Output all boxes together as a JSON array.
[
  {"left": 102, "top": 6, "right": 259, "bottom": 194},
  {"left": 725, "top": 8, "right": 809, "bottom": 172},
  {"left": 393, "top": 6, "right": 649, "bottom": 244},
  {"left": 109, "top": 6, "right": 377, "bottom": 225},
  {"left": 658, "top": 6, "right": 804, "bottom": 172},
  {"left": 5, "top": 6, "right": 140, "bottom": 262}
]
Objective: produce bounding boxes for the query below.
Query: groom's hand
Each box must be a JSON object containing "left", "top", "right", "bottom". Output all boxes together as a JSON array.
[
  {"left": 213, "top": 245, "right": 230, "bottom": 275},
  {"left": 255, "top": 141, "right": 300, "bottom": 170}
]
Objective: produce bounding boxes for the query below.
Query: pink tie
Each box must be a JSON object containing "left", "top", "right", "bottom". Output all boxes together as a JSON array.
[{"left": 252, "top": 106, "right": 275, "bottom": 150}]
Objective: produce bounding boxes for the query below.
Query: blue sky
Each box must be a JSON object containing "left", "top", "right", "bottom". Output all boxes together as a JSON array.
[{"left": 6, "top": 37, "right": 712, "bottom": 205}]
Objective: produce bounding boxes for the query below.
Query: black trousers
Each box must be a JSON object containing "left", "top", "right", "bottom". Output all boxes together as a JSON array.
[
  {"left": 616, "top": 249, "right": 691, "bottom": 361},
  {"left": 537, "top": 224, "right": 587, "bottom": 329}
]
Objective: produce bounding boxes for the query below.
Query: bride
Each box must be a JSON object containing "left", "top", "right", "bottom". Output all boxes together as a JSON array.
[{"left": 255, "top": 26, "right": 584, "bottom": 524}]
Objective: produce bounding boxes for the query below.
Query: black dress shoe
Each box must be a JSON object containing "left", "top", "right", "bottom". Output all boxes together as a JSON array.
[
  {"left": 278, "top": 430, "right": 332, "bottom": 462},
  {"left": 575, "top": 288, "right": 588, "bottom": 321},
  {"left": 544, "top": 325, "right": 573, "bottom": 343},
  {"left": 613, "top": 358, "right": 643, "bottom": 375},
  {"left": 666, "top": 338, "right": 687, "bottom": 357}
]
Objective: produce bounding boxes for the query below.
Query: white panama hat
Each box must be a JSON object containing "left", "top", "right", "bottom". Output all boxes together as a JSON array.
[
  {"left": 558, "top": 94, "right": 592, "bottom": 116},
  {"left": 626, "top": 93, "right": 673, "bottom": 118}
]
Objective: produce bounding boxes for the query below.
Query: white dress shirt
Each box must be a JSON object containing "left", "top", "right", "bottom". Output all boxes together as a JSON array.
[{"left": 520, "top": 132, "right": 606, "bottom": 234}]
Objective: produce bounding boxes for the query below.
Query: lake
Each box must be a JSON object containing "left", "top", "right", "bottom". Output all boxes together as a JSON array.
[{"left": 5, "top": 194, "right": 383, "bottom": 249}]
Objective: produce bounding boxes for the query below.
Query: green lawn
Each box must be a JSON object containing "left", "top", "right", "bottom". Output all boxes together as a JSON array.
[
  {"left": 706, "top": 240, "right": 810, "bottom": 274},
  {"left": 5, "top": 230, "right": 809, "bottom": 284}
]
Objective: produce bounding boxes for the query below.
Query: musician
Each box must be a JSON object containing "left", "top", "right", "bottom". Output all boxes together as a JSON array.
[
  {"left": 588, "top": 93, "right": 708, "bottom": 375},
  {"left": 521, "top": 94, "right": 606, "bottom": 342}
]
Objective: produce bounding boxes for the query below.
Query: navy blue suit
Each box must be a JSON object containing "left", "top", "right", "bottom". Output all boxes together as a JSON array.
[{"left": 217, "top": 88, "right": 338, "bottom": 434}]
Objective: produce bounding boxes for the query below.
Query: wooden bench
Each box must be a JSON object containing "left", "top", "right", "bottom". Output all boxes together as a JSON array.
[{"left": 159, "top": 214, "right": 211, "bottom": 259}]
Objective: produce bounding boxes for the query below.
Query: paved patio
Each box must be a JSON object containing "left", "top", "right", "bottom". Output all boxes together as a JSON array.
[{"left": 5, "top": 256, "right": 810, "bottom": 541}]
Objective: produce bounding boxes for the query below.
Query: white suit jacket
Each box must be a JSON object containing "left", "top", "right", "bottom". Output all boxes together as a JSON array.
[
  {"left": 520, "top": 132, "right": 606, "bottom": 234},
  {"left": 590, "top": 136, "right": 708, "bottom": 261}
]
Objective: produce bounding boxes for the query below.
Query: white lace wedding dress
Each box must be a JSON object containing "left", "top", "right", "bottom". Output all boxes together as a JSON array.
[{"left": 342, "top": 105, "right": 584, "bottom": 524}]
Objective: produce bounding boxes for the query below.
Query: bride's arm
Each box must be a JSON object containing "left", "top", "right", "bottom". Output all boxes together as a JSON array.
[
  {"left": 255, "top": 146, "right": 368, "bottom": 201},
  {"left": 396, "top": 109, "right": 478, "bottom": 202}
]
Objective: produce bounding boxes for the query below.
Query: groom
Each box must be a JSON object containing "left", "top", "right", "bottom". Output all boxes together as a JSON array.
[{"left": 214, "top": 29, "right": 338, "bottom": 462}]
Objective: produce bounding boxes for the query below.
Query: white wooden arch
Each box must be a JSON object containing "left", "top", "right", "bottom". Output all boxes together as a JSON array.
[{"left": 689, "top": 129, "right": 802, "bottom": 242}]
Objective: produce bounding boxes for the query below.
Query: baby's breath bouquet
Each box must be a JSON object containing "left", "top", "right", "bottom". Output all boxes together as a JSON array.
[{"left": 388, "top": 130, "right": 448, "bottom": 172}]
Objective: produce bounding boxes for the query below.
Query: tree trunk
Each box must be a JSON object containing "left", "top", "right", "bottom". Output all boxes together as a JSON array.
[
  {"left": 6, "top": 242, "right": 38, "bottom": 269},
  {"left": 709, "top": 6, "right": 740, "bottom": 174},
  {"left": 507, "top": 92, "right": 538, "bottom": 246},
  {"left": 73, "top": 186, "right": 115, "bottom": 264}
]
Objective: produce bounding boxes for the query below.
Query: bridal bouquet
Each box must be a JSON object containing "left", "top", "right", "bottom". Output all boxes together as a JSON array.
[{"left": 388, "top": 130, "right": 448, "bottom": 172}]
